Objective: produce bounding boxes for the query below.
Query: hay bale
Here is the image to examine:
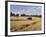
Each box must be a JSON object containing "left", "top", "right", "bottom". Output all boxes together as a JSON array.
[{"left": 27, "top": 17, "right": 32, "bottom": 20}]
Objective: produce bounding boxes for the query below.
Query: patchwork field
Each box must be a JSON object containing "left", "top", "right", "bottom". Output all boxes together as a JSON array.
[{"left": 10, "top": 16, "right": 42, "bottom": 32}]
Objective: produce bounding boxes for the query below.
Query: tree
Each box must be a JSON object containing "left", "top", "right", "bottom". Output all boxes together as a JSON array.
[
  {"left": 10, "top": 12, "right": 12, "bottom": 16},
  {"left": 15, "top": 14, "right": 19, "bottom": 16},
  {"left": 10, "top": 12, "right": 15, "bottom": 16},
  {"left": 21, "top": 14, "right": 26, "bottom": 16},
  {"left": 12, "top": 13, "right": 15, "bottom": 16}
]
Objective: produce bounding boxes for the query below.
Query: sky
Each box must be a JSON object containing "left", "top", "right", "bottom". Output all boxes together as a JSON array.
[{"left": 10, "top": 5, "right": 42, "bottom": 15}]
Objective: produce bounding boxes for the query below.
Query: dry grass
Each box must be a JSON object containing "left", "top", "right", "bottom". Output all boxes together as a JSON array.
[{"left": 10, "top": 16, "right": 42, "bottom": 32}]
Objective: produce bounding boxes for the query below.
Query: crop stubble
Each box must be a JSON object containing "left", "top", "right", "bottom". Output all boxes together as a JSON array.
[{"left": 10, "top": 16, "right": 42, "bottom": 32}]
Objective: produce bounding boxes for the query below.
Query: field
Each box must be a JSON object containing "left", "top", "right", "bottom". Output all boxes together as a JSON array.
[{"left": 10, "top": 16, "right": 42, "bottom": 32}]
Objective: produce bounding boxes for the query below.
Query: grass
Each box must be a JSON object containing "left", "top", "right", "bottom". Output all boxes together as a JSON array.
[{"left": 10, "top": 16, "right": 42, "bottom": 32}]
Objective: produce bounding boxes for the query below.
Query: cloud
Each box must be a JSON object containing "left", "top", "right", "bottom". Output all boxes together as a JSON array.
[{"left": 10, "top": 5, "right": 42, "bottom": 15}]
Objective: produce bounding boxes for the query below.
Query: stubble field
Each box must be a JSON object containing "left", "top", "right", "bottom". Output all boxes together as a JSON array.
[{"left": 10, "top": 16, "right": 42, "bottom": 32}]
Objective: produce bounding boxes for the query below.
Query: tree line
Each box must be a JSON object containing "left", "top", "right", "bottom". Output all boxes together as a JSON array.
[
  {"left": 10, "top": 12, "right": 27, "bottom": 16},
  {"left": 10, "top": 12, "right": 41, "bottom": 17}
]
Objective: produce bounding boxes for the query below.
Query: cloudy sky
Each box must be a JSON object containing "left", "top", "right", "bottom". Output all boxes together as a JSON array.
[{"left": 10, "top": 5, "right": 42, "bottom": 15}]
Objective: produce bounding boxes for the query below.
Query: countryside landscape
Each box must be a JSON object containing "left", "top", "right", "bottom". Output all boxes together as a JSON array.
[{"left": 10, "top": 5, "right": 42, "bottom": 32}]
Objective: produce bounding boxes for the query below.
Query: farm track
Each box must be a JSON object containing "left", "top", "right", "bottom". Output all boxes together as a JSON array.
[{"left": 19, "top": 21, "right": 41, "bottom": 31}]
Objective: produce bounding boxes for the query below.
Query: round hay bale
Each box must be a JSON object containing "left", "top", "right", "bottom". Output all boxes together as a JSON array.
[{"left": 27, "top": 17, "right": 32, "bottom": 20}]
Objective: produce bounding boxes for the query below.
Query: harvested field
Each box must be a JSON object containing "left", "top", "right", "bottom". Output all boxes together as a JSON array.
[{"left": 10, "top": 16, "right": 42, "bottom": 32}]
